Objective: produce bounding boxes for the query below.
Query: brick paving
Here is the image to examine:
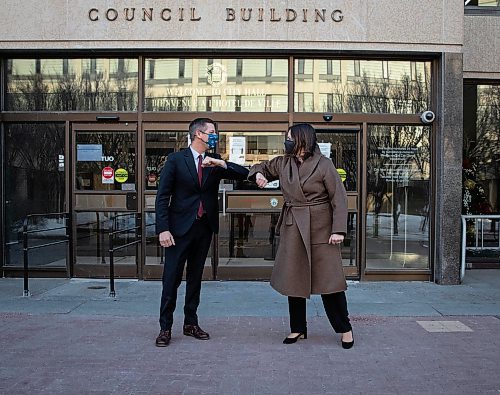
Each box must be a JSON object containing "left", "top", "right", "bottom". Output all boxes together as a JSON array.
[
  {"left": 1, "top": 271, "right": 500, "bottom": 394},
  {"left": 1, "top": 313, "right": 499, "bottom": 394}
]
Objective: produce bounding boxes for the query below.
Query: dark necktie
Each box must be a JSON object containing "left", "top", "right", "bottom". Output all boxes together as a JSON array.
[{"left": 197, "top": 155, "right": 204, "bottom": 218}]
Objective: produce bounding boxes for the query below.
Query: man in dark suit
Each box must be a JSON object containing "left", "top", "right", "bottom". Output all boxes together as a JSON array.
[{"left": 155, "top": 118, "right": 248, "bottom": 347}]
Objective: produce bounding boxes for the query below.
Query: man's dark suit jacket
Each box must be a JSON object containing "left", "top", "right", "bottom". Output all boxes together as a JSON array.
[{"left": 155, "top": 148, "right": 249, "bottom": 237}]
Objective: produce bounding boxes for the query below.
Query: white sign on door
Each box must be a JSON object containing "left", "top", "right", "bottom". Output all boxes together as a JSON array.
[{"left": 229, "top": 136, "right": 246, "bottom": 165}]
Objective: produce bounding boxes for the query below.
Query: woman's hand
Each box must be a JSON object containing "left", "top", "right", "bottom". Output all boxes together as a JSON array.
[
  {"left": 255, "top": 172, "right": 268, "bottom": 188},
  {"left": 329, "top": 233, "right": 344, "bottom": 245}
]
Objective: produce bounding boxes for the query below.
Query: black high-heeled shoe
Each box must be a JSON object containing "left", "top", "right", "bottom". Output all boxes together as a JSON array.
[
  {"left": 341, "top": 331, "right": 354, "bottom": 349},
  {"left": 283, "top": 330, "right": 307, "bottom": 344}
]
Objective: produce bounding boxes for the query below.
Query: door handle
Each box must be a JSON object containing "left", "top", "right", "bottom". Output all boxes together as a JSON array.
[
  {"left": 126, "top": 192, "right": 138, "bottom": 210},
  {"left": 223, "top": 188, "right": 226, "bottom": 216}
]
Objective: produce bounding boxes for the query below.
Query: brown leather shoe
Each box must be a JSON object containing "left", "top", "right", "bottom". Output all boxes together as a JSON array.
[
  {"left": 155, "top": 329, "right": 171, "bottom": 347},
  {"left": 183, "top": 324, "right": 210, "bottom": 340}
]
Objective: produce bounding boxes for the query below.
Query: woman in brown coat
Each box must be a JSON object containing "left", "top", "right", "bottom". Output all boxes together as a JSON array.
[{"left": 249, "top": 123, "right": 354, "bottom": 348}]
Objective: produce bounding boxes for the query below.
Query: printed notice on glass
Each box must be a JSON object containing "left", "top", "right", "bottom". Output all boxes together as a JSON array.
[
  {"left": 229, "top": 136, "right": 246, "bottom": 165},
  {"left": 101, "top": 167, "right": 114, "bottom": 184},
  {"left": 318, "top": 143, "right": 332, "bottom": 158},
  {"left": 77, "top": 144, "right": 103, "bottom": 162}
]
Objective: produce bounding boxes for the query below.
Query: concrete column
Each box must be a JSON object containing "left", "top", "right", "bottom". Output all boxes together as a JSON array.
[{"left": 434, "top": 52, "right": 463, "bottom": 285}]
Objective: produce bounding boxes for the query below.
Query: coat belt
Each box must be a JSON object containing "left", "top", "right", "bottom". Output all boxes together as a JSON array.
[{"left": 276, "top": 199, "right": 330, "bottom": 233}]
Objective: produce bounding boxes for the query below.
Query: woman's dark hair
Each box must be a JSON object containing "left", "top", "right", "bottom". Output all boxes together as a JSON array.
[{"left": 288, "top": 123, "right": 317, "bottom": 160}]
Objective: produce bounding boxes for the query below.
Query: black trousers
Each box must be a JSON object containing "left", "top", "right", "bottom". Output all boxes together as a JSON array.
[
  {"left": 288, "top": 292, "right": 352, "bottom": 334},
  {"left": 159, "top": 216, "right": 213, "bottom": 331}
]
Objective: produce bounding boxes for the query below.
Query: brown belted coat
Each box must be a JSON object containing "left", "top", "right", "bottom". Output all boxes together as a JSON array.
[{"left": 249, "top": 147, "right": 348, "bottom": 298}]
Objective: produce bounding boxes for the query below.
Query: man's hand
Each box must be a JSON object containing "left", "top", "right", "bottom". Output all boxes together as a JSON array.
[
  {"left": 255, "top": 172, "right": 268, "bottom": 188},
  {"left": 159, "top": 231, "right": 175, "bottom": 248},
  {"left": 329, "top": 234, "right": 344, "bottom": 245},
  {"left": 202, "top": 157, "right": 226, "bottom": 168}
]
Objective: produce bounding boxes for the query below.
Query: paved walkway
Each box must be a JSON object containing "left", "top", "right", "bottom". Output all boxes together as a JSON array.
[{"left": 1, "top": 270, "right": 499, "bottom": 394}]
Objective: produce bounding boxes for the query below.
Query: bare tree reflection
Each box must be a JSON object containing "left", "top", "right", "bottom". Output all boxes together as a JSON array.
[
  {"left": 5, "top": 124, "right": 65, "bottom": 230},
  {"left": 465, "top": 85, "right": 500, "bottom": 213},
  {"left": 7, "top": 59, "right": 138, "bottom": 111},
  {"left": 326, "top": 71, "right": 430, "bottom": 114},
  {"left": 367, "top": 125, "right": 430, "bottom": 237}
]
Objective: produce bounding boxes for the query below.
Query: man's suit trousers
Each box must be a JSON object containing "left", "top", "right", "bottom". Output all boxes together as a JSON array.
[{"left": 159, "top": 215, "right": 213, "bottom": 331}]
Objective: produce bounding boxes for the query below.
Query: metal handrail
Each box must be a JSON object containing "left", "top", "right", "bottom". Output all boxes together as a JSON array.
[
  {"left": 22, "top": 212, "right": 70, "bottom": 296},
  {"left": 108, "top": 213, "right": 142, "bottom": 298},
  {"left": 460, "top": 214, "right": 500, "bottom": 282}
]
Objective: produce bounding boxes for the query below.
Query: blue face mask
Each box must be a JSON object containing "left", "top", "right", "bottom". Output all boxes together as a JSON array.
[{"left": 199, "top": 131, "right": 219, "bottom": 149}]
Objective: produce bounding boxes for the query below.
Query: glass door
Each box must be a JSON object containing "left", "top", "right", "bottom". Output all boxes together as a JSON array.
[
  {"left": 141, "top": 121, "right": 288, "bottom": 280},
  {"left": 142, "top": 123, "right": 193, "bottom": 278},
  {"left": 3, "top": 123, "right": 66, "bottom": 271},
  {"left": 364, "top": 125, "right": 431, "bottom": 273},
  {"left": 71, "top": 123, "right": 139, "bottom": 277},
  {"left": 316, "top": 127, "right": 361, "bottom": 278},
  {"left": 140, "top": 122, "right": 361, "bottom": 280},
  {"left": 216, "top": 123, "right": 287, "bottom": 279}
]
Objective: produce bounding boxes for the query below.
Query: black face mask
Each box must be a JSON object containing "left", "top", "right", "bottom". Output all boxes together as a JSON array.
[{"left": 284, "top": 139, "right": 295, "bottom": 155}]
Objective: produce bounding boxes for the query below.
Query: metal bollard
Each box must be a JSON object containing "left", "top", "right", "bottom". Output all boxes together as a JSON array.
[
  {"left": 108, "top": 219, "right": 116, "bottom": 298},
  {"left": 22, "top": 218, "right": 31, "bottom": 297}
]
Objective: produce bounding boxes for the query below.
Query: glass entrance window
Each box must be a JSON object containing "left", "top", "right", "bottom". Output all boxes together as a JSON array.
[
  {"left": 143, "top": 128, "right": 286, "bottom": 191},
  {"left": 316, "top": 131, "right": 358, "bottom": 191},
  {"left": 219, "top": 213, "right": 279, "bottom": 262},
  {"left": 144, "top": 131, "right": 188, "bottom": 191},
  {"left": 75, "top": 211, "right": 138, "bottom": 266},
  {"left": 144, "top": 58, "right": 288, "bottom": 112},
  {"left": 75, "top": 131, "right": 136, "bottom": 191},
  {"left": 4, "top": 123, "right": 66, "bottom": 267},
  {"left": 294, "top": 59, "right": 431, "bottom": 113},
  {"left": 72, "top": 125, "right": 138, "bottom": 273},
  {"left": 316, "top": 130, "right": 360, "bottom": 273},
  {"left": 143, "top": 129, "right": 285, "bottom": 266},
  {"left": 6, "top": 58, "right": 138, "bottom": 111},
  {"left": 144, "top": 130, "right": 190, "bottom": 265},
  {"left": 365, "top": 125, "right": 431, "bottom": 270},
  {"left": 217, "top": 131, "right": 284, "bottom": 191},
  {"left": 218, "top": 132, "right": 284, "bottom": 165},
  {"left": 463, "top": 83, "right": 499, "bottom": 215}
]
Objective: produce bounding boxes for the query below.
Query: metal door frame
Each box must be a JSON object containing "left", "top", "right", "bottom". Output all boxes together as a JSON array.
[
  {"left": 313, "top": 124, "right": 363, "bottom": 279},
  {"left": 140, "top": 120, "right": 290, "bottom": 280},
  {"left": 70, "top": 122, "right": 141, "bottom": 278}
]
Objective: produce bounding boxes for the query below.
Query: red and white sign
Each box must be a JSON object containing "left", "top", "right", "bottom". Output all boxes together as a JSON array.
[
  {"left": 147, "top": 173, "right": 157, "bottom": 183},
  {"left": 102, "top": 166, "right": 114, "bottom": 184}
]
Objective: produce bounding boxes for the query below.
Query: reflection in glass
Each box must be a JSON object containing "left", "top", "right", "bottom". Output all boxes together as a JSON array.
[
  {"left": 217, "top": 131, "right": 284, "bottom": 191},
  {"left": 218, "top": 213, "right": 278, "bottom": 262},
  {"left": 75, "top": 211, "right": 137, "bottom": 265},
  {"left": 145, "top": 58, "right": 288, "bottom": 112},
  {"left": 217, "top": 212, "right": 357, "bottom": 268},
  {"left": 144, "top": 131, "right": 188, "bottom": 190},
  {"left": 316, "top": 131, "right": 358, "bottom": 191},
  {"left": 365, "top": 125, "right": 431, "bottom": 270},
  {"left": 463, "top": 83, "right": 499, "bottom": 263},
  {"left": 463, "top": 84, "right": 499, "bottom": 214},
  {"left": 4, "top": 124, "right": 65, "bottom": 267},
  {"left": 144, "top": 130, "right": 286, "bottom": 191},
  {"left": 75, "top": 131, "right": 136, "bottom": 191},
  {"left": 294, "top": 59, "right": 431, "bottom": 114},
  {"left": 7, "top": 58, "right": 138, "bottom": 111},
  {"left": 342, "top": 213, "right": 357, "bottom": 267},
  {"left": 218, "top": 132, "right": 284, "bottom": 167}
]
